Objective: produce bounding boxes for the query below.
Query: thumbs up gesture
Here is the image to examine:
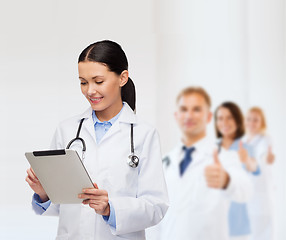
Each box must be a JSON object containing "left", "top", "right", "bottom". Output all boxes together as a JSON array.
[
  {"left": 266, "top": 146, "right": 275, "bottom": 164},
  {"left": 204, "top": 149, "right": 230, "bottom": 189},
  {"left": 238, "top": 141, "right": 248, "bottom": 163},
  {"left": 238, "top": 141, "right": 259, "bottom": 172}
]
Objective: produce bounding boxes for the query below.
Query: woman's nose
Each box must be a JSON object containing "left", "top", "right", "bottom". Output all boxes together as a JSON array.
[{"left": 87, "top": 83, "right": 97, "bottom": 96}]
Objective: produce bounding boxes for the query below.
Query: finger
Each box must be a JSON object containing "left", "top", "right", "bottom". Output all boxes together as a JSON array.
[
  {"left": 93, "top": 183, "right": 99, "bottom": 189},
  {"left": 78, "top": 194, "right": 103, "bottom": 200},
  {"left": 88, "top": 203, "right": 104, "bottom": 211},
  {"left": 30, "top": 168, "right": 39, "bottom": 180},
  {"left": 205, "top": 168, "right": 220, "bottom": 178},
  {"left": 82, "top": 199, "right": 99, "bottom": 204},
  {"left": 26, "top": 168, "right": 34, "bottom": 178},
  {"left": 26, "top": 175, "right": 37, "bottom": 186},
  {"left": 206, "top": 181, "right": 220, "bottom": 188},
  {"left": 26, "top": 172, "right": 38, "bottom": 184},
  {"left": 89, "top": 203, "right": 97, "bottom": 208},
  {"left": 239, "top": 141, "right": 244, "bottom": 150},
  {"left": 205, "top": 175, "right": 221, "bottom": 184},
  {"left": 27, "top": 168, "right": 38, "bottom": 181},
  {"left": 82, "top": 188, "right": 107, "bottom": 196},
  {"left": 213, "top": 149, "right": 220, "bottom": 165}
]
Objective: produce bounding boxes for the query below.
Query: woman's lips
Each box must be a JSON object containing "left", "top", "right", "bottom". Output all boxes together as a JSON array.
[{"left": 89, "top": 96, "right": 103, "bottom": 104}]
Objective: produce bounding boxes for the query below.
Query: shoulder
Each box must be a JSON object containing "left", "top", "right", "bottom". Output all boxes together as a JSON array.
[
  {"left": 55, "top": 108, "right": 92, "bottom": 132},
  {"left": 120, "top": 103, "right": 158, "bottom": 134},
  {"left": 58, "top": 113, "right": 86, "bottom": 129},
  {"left": 259, "top": 134, "right": 272, "bottom": 146},
  {"left": 134, "top": 117, "right": 157, "bottom": 134}
]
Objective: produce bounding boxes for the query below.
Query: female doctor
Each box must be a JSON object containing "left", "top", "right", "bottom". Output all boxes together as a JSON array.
[
  {"left": 25, "top": 40, "right": 169, "bottom": 240},
  {"left": 243, "top": 107, "right": 275, "bottom": 240}
]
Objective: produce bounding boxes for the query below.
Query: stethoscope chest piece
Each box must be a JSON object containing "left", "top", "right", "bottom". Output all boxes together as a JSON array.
[
  {"left": 127, "top": 154, "right": 139, "bottom": 168},
  {"left": 127, "top": 123, "right": 139, "bottom": 168}
]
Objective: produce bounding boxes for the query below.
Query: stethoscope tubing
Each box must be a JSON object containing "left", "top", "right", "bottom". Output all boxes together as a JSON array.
[{"left": 66, "top": 118, "right": 139, "bottom": 168}]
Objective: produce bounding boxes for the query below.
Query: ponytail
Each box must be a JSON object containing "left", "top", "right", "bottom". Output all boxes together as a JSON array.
[{"left": 122, "top": 77, "right": 136, "bottom": 112}]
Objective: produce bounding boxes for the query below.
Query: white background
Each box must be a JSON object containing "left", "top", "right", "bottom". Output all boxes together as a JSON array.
[{"left": 0, "top": 0, "right": 285, "bottom": 239}]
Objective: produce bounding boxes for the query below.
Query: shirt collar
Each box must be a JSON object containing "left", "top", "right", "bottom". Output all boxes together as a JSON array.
[
  {"left": 229, "top": 138, "right": 240, "bottom": 150},
  {"left": 79, "top": 101, "right": 137, "bottom": 124},
  {"left": 178, "top": 135, "right": 214, "bottom": 157},
  {"left": 180, "top": 135, "right": 212, "bottom": 150}
]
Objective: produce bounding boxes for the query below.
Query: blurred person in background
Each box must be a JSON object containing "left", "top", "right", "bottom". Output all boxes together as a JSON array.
[
  {"left": 147, "top": 87, "right": 252, "bottom": 240},
  {"left": 215, "top": 102, "right": 260, "bottom": 240},
  {"left": 243, "top": 107, "right": 275, "bottom": 240}
]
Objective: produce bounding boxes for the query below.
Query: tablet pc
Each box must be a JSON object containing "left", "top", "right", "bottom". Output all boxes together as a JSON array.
[{"left": 25, "top": 149, "right": 94, "bottom": 204}]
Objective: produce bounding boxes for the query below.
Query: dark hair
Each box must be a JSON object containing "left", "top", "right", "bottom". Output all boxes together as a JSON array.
[
  {"left": 214, "top": 102, "right": 245, "bottom": 139},
  {"left": 78, "top": 40, "right": 136, "bottom": 111}
]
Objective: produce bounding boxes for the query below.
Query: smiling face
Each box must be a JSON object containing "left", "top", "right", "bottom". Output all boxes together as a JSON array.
[
  {"left": 215, "top": 107, "right": 237, "bottom": 139},
  {"left": 245, "top": 111, "right": 263, "bottom": 135},
  {"left": 78, "top": 61, "right": 128, "bottom": 120},
  {"left": 175, "top": 93, "right": 212, "bottom": 139}
]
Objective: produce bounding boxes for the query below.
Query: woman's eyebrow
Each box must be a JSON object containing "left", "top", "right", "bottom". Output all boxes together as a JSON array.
[
  {"left": 79, "top": 75, "right": 104, "bottom": 80},
  {"left": 92, "top": 75, "right": 104, "bottom": 79}
]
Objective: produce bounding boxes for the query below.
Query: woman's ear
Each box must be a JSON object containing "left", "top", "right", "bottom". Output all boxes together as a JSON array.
[{"left": 119, "top": 70, "right": 129, "bottom": 87}]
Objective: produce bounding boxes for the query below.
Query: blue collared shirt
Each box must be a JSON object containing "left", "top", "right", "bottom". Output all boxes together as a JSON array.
[
  {"left": 228, "top": 138, "right": 259, "bottom": 236},
  {"left": 32, "top": 104, "right": 124, "bottom": 229},
  {"left": 92, "top": 106, "right": 123, "bottom": 144}
]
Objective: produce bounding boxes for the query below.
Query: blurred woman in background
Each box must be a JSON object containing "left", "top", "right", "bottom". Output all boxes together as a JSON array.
[
  {"left": 243, "top": 107, "right": 275, "bottom": 240},
  {"left": 215, "top": 102, "right": 259, "bottom": 240}
]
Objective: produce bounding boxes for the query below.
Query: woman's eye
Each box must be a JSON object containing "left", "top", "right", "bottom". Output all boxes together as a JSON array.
[
  {"left": 80, "top": 82, "right": 87, "bottom": 85},
  {"left": 96, "top": 81, "right": 103, "bottom": 84}
]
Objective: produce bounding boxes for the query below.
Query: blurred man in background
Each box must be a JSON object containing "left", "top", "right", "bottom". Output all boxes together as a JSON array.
[{"left": 147, "top": 86, "right": 253, "bottom": 240}]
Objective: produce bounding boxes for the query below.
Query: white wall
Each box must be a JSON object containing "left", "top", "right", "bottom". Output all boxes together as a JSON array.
[{"left": 0, "top": 0, "right": 285, "bottom": 239}]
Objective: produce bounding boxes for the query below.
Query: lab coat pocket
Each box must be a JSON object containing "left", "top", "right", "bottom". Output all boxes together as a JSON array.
[{"left": 55, "top": 234, "right": 69, "bottom": 240}]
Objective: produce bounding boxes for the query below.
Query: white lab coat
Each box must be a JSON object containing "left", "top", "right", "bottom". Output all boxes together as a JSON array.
[
  {"left": 243, "top": 134, "right": 275, "bottom": 240},
  {"left": 40, "top": 104, "right": 169, "bottom": 240},
  {"left": 146, "top": 137, "right": 252, "bottom": 240}
]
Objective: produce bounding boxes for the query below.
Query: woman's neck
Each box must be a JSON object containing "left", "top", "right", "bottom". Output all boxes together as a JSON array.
[
  {"left": 246, "top": 132, "right": 260, "bottom": 143},
  {"left": 221, "top": 137, "right": 235, "bottom": 149},
  {"left": 95, "top": 101, "right": 123, "bottom": 122}
]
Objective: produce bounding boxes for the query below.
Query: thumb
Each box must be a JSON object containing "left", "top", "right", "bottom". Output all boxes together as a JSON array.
[
  {"left": 213, "top": 149, "right": 220, "bottom": 165},
  {"left": 239, "top": 141, "right": 244, "bottom": 151}
]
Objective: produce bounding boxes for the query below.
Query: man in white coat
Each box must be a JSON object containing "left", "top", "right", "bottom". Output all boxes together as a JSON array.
[{"left": 146, "top": 87, "right": 252, "bottom": 240}]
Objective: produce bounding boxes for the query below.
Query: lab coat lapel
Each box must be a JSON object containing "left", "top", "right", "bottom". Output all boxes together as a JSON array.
[
  {"left": 98, "top": 103, "right": 137, "bottom": 144},
  {"left": 78, "top": 107, "right": 97, "bottom": 144},
  {"left": 99, "top": 121, "right": 121, "bottom": 143}
]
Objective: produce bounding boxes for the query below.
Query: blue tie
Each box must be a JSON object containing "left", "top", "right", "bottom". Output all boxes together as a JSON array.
[{"left": 179, "top": 146, "right": 195, "bottom": 176}]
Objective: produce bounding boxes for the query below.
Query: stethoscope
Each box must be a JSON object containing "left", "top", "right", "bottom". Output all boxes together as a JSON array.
[{"left": 66, "top": 118, "right": 139, "bottom": 168}]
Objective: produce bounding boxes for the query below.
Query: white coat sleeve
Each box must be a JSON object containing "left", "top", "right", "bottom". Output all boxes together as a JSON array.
[
  {"left": 39, "top": 126, "right": 62, "bottom": 216},
  {"left": 109, "top": 128, "right": 169, "bottom": 235},
  {"left": 221, "top": 151, "right": 253, "bottom": 202}
]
